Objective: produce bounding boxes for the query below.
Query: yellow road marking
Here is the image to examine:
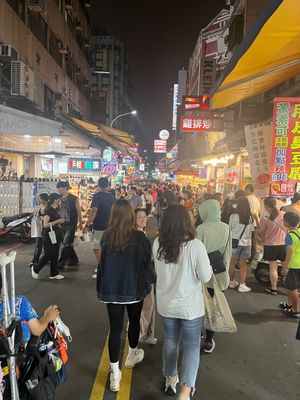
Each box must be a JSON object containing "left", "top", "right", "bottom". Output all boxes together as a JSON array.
[
  {"left": 90, "top": 335, "right": 110, "bottom": 399},
  {"left": 116, "top": 336, "right": 132, "bottom": 400}
]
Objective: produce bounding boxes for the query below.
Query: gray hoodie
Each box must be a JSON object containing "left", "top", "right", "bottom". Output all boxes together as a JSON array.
[{"left": 196, "top": 199, "right": 231, "bottom": 290}]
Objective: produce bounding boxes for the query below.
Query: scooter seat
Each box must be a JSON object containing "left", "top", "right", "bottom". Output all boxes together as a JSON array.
[{"left": 2, "top": 213, "right": 31, "bottom": 225}]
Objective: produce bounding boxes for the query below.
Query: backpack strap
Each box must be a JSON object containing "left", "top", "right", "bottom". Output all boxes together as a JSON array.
[{"left": 290, "top": 231, "right": 300, "bottom": 241}]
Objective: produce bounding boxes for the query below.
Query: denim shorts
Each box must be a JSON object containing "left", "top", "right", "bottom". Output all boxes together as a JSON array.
[{"left": 231, "top": 245, "right": 251, "bottom": 260}]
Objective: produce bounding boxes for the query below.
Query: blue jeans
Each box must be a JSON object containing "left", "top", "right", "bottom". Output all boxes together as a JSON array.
[{"left": 161, "top": 316, "right": 203, "bottom": 394}]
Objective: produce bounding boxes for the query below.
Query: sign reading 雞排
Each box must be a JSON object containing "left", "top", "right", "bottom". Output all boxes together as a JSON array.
[
  {"left": 180, "top": 116, "right": 222, "bottom": 131},
  {"left": 270, "top": 97, "right": 300, "bottom": 197}
]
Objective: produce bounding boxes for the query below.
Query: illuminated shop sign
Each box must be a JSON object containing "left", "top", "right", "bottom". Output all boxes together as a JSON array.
[
  {"left": 270, "top": 97, "right": 300, "bottom": 197},
  {"left": 154, "top": 140, "right": 167, "bottom": 153},
  {"left": 180, "top": 115, "right": 222, "bottom": 131},
  {"left": 183, "top": 95, "right": 210, "bottom": 111},
  {"left": 68, "top": 159, "right": 101, "bottom": 172},
  {"left": 102, "top": 162, "right": 117, "bottom": 175}
]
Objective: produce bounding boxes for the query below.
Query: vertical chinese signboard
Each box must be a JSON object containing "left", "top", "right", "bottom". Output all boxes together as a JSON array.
[
  {"left": 245, "top": 122, "right": 272, "bottom": 196},
  {"left": 270, "top": 98, "right": 300, "bottom": 197}
]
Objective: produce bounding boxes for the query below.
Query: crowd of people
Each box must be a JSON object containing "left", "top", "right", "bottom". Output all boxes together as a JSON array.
[{"left": 13, "top": 178, "right": 298, "bottom": 399}]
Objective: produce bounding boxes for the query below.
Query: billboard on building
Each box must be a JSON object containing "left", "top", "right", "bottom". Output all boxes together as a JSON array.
[
  {"left": 154, "top": 140, "right": 167, "bottom": 153},
  {"left": 200, "top": 58, "right": 216, "bottom": 94},
  {"left": 172, "top": 84, "right": 178, "bottom": 130},
  {"left": 180, "top": 115, "right": 222, "bottom": 131},
  {"left": 270, "top": 97, "right": 300, "bottom": 197}
]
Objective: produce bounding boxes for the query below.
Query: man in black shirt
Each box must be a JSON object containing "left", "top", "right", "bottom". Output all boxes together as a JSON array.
[
  {"left": 57, "top": 181, "right": 82, "bottom": 268},
  {"left": 84, "top": 177, "right": 115, "bottom": 277}
]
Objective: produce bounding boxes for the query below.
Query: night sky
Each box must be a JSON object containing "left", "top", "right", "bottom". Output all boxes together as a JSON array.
[{"left": 93, "top": 0, "right": 226, "bottom": 156}]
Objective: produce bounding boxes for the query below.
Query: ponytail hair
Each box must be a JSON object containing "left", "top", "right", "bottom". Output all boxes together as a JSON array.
[{"left": 264, "top": 197, "right": 279, "bottom": 221}]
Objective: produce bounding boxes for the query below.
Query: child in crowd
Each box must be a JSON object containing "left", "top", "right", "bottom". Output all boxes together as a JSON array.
[{"left": 282, "top": 212, "right": 300, "bottom": 319}]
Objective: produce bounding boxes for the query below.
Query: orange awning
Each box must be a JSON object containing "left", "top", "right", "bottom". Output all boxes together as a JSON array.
[{"left": 211, "top": 0, "right": 300, "bottom": 109}]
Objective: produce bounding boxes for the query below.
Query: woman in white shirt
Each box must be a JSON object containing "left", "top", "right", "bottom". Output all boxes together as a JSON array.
[
  {"left": 153, "top": 204, "right": 212, "bottom": 400},
  {"left": 229, "top": 197, "right": 254, "bottom": 293}
]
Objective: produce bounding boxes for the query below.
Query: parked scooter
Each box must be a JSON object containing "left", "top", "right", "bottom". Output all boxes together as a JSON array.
[
  {"left": 251, "top": 251, "right": 284, "bottom": 286},
  {"left": 0, "top": 212, "right": 32, "bottom": 243}
]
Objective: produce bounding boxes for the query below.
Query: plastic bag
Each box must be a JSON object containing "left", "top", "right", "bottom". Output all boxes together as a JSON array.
[
  {"left": 48, "top": 224, "right": 57, "bottom": 245},
  {"left": 31, "top": 216, "right": 43, "bottom": 238},
  {"left": 251, "top": 250, "right": 264, "bottom": 270},
  {"left": 203, "top": 275, "right": 237, "bottom": 333}
]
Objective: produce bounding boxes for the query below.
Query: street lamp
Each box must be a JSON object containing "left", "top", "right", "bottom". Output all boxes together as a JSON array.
[{"left": 110, "top": 110, "right": 137, "bottom": 127}]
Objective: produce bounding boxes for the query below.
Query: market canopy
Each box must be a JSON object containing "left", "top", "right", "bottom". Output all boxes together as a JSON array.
[
  {"left": 61, "top": 115, "right": 132, "bottom": 155},
  {"left": 98, "top": 124, "right": 133, "bottom": 146},
  {"left": 211, "top": 0, "right": 300, "bottom": 110}
]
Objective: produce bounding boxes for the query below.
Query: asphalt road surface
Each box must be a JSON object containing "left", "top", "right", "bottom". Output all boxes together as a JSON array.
[{"left": 1, "top": 238, "right": 299, "bottom": 400}]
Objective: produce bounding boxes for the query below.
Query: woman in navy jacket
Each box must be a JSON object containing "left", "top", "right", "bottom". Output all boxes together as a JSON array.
[{"left": 96, "top": 199, "right": 152, "bottom": 393}]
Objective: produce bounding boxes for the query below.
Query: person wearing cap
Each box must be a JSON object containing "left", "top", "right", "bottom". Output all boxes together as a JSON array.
[
  {"left": 57, "top": 181, "right": 82, "bottom": 268},
  {"left": 32, "top": 193, "right": 65, "bottom": 280},
  {"left": 282, "top": 193, "right": 300, "bottom": 217}
]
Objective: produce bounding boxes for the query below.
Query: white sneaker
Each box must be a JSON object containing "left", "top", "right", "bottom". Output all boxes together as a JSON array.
[
  {"left": 140, "top": 336, "right": 158, "bottom": 345},
  {"left": 31, "top": 267, "right": 39, "bottom": 280},
  {"left": 165, "top": 375, "right": 179, "bottom": 395},
  {"left": 110, "top": 369, "right": 122, "bottom": 392},
  {"left": 177, "top": 394, "right": 190, "bottom": 400},
  {"left": 49, "top": 274, "right": 64, "bottom": 280},
  {"left": 238, "top": 284, "right": 251, "bottom": 293},
  {"left": 229, "top": 280, "right": 239, "bottom": 289},
  {"left": 92, "top": 274, "right": 97, "bottom": 280},
  {"left": 94, "top": 268, "right": 97, "bottom": 273},
  {"left": 125, "top": 349, "right": 144, "bottom": 368}
]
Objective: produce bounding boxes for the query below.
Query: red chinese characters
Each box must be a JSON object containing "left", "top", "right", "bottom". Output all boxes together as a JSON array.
[
  {"left": 270, "top": 98, "right": 300, "bottom": 197},
  {"left": 180, "top": 116, "right": 213, "bottom": 131}
]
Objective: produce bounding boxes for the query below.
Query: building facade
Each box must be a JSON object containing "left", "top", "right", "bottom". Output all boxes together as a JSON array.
[
  {"left": 177, "top": 8, "right": 230, "bottom": 163},
  {"left": 0, "top": 0, "right": 92, "bottom": 118},
  {"left": 91, "top": 35, "right": 132, "bottom": 131}
]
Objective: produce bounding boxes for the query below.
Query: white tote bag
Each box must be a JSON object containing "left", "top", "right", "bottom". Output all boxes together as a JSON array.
[
  {"left": 31, "top": 215, "right": 43, "bottom": 238},
  {"left": 48, "top": 223, "right": 57, "bottom": 245},
  {"left": 203, "top": 275, "right": 237, "bottom": 333}
]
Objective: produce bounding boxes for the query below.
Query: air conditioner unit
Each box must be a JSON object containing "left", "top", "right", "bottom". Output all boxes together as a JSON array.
[
  {"left": 26, "top": 0, "right": 44, "bottom": 13},
  {"left": 58, "top": 42, "right": 68, "bottom": 54},
  {"left": 0, "top": 45, "right": 18, "bottom": 61},
  {"left": 65, "top": 0, "right": 74, "bottom": 11},
  {"left": 11, "top": 61, "right": 34, "bottom": 101}
]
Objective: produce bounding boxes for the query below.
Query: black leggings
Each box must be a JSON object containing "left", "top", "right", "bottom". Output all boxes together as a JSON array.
[{"left": 107, "top": 301, "right": 144, "bottom": 363}]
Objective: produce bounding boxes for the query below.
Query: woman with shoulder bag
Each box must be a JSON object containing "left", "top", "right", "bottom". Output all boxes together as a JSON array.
[
  {"left": 96, "top": 200, "right": 152, "bottom": 393},
  {"left": 135, "top": 209, "right": 158, "bottom": 345},
  {"left": 29, "top": 193, "right": 49, "bottom": 268},
  {"left": 31, "top": 193, "right": 65, "bottom": 280},
  {"left": 196, "top": 199, "right": 231, "bottom": 353},
  {"left": 229, "top": 197, "right": 254, "bottom": 293},
  {"left": 153, "top": 205, "right": 212, "bottom": 400},
  {"left": 258, "top": 197, "right": 287, "bottom": 295}
]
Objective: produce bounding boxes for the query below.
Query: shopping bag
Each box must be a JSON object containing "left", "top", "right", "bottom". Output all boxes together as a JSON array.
[
  {"left": 83, "top": 232, "right": 90, "bottom": 242},
  {"left": 48, "top": 224, "right": 57, "bottom": 245},
  {"left": 203, "top": 275, "right": 237, "bottom": 333},
  {"left": 31, "top": 216, "right": 42, "bottom": 238},
  {"left": 296, "top": 320, "right": 300, "bottom": 340}
]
